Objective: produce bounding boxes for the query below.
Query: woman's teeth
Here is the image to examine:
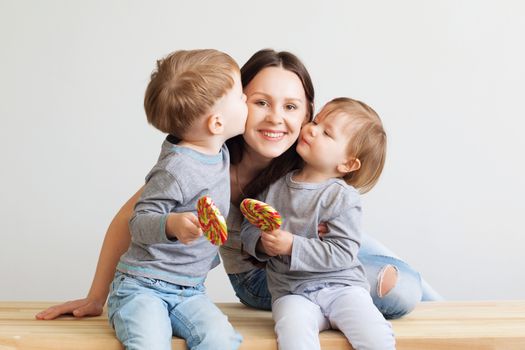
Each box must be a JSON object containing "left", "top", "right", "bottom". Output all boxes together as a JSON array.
[{"left": 261, "top": 131, "right": 284, "bottom": 138}]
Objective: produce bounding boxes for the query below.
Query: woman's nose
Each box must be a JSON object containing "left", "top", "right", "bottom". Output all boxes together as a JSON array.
[{"left": 265, "top": 107, "right": 284, "bottom": 124}]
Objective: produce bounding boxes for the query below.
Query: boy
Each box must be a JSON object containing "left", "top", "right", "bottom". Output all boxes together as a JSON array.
[
  {"left": 108, "top": 49, "right": 247, "bottom": 350},
  {"left": 241, "top": 98, "right": 395, "bottom": 350}
]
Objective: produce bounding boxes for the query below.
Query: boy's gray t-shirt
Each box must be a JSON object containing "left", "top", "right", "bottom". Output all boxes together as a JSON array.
[
  {"left": 118, "top": 139, "right": 230, "bottom": 287},
  {"left": 241, "top": 171, "right": 369, "bottom": 303}
]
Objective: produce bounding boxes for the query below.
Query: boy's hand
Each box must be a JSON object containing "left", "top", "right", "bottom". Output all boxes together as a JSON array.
[
  {"left": 166, "top": 212, "right": 202, "bottom": 244},
  {"left": 260, "top": 229, "right": 293, "bottom": 256}
]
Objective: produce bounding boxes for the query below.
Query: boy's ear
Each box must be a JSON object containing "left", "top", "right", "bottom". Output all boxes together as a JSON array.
[
  {"left": 337, "top": 158, "right": 361, "bottom": 174},
  {"left": 207, "top": 114, "right": 224, "bottom": 135}
]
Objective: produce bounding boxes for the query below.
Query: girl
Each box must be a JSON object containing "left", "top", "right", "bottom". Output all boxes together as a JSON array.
[{"left": 241, "top": 97, "right": 395, "bottom": 349}]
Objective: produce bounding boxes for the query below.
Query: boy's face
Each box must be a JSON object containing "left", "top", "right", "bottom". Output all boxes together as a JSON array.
[
  {"left": 213, "top": 72, "right": 248, "bottom": 139},
  {"left": 296, "top": 110, "right": 355, "bottom": 174}
]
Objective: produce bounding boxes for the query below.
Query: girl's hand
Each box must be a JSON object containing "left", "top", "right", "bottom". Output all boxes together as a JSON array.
[
  {"left": 166, "top": 212, "right": 202, "bottom": 244},
  {"left": 35, "top": 297, "right": 104, "bottom": 320},
  {"left": 318, "top": 222, "right": 329, "bottom": 239},
  {"left": 260, "top": 229, "right": 294, "bottom": 256}
]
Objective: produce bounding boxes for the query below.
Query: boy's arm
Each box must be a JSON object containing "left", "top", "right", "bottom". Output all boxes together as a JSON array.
[
  {"left": 130, "top": 169, "right": 200, "bottom": 244},
  {"left": 289, "top": 192, "right": 362, "bottom": 272}
]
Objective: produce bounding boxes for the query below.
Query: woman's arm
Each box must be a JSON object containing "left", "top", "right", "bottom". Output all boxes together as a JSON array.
[{"left": 35, "top": 186, "right": 144, "bottom": 320}]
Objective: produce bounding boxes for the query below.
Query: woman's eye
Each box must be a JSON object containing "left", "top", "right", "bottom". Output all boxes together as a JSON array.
[
  {"left": 255, "top": 100, "right": 268, "bottom": 107},
  {"left": 285, "top": 104, "right": 297, "bottom": 111}
]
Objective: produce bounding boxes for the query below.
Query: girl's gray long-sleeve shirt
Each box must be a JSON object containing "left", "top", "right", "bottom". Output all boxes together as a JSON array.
[
  {"left": 118, "top": 139, "right": 230, "bottom": 287},
  {"left": 241, "top": 171, "right": 369, "bottom": 303}
]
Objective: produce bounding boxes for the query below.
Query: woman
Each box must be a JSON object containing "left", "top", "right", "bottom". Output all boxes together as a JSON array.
[{"left": 36, "top": 49, "right": 440, "bottom": 321}]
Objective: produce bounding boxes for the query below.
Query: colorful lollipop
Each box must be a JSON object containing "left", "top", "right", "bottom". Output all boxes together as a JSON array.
[
  {"left": 240, "top": 198, "right": 282, "bottom": 231},
  {"left": 196, "top": 196, "right": 228, "bottom": 245}
]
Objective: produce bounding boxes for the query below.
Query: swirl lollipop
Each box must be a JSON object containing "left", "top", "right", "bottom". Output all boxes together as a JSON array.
[
  {"left": 240, "top": 198, "right": 282, "bottom": 231},
  {"left": 196, "top": 196, "right": 228, "bottom": 245}
]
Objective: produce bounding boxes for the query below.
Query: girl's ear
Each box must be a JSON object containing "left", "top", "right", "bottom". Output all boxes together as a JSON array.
[
  {"left": 207, "top": 114, "right": 224, "bottom": 135},
  {"left": 337, "top": 158, "right": 361, "bottom": 174}
]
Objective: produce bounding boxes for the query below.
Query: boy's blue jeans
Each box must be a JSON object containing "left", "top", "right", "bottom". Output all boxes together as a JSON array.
[
  {"left": 228, "top": 234, "right": 442, "bottom": 319},
  {"left": 108, "top": 272, "right": 242, "bottom": 350}
]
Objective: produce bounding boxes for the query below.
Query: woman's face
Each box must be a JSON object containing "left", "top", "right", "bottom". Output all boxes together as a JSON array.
[{"left": 242, "top": 66, "right": 308, "bottom": 161}]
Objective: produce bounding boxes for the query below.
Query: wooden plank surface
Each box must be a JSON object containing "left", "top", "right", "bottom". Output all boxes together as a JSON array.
[{"left": 1, "top": 301, "right": 524, "bottom": 349}]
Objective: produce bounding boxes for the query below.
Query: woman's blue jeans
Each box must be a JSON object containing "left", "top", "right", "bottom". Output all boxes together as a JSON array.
[{"left": 228, "top": 234, "right": 442, "bottom": 319}]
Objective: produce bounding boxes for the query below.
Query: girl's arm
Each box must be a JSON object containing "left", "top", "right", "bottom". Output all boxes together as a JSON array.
[
  {"left": 289, "top": 193, "right": 362, "bottom": 273},
  {"left": 35, "top": 186, "right": 144, "bottom": 320},
  {"left": 240, "top": 218, "right": 272, "bottom": 261}
]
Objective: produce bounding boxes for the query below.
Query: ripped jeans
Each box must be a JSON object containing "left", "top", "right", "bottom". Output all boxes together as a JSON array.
[{"left": 228, "top": 234, "right": 443, "bottom": 319}]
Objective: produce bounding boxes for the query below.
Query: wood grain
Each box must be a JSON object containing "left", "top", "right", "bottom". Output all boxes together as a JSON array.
[{"left": 1, "top": 301, "right": 524, "bottom": 349}]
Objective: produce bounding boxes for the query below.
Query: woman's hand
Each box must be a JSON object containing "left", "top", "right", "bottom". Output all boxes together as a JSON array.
[
  {"left": 260, "top": 229, "right": 294, "bottom": 256},
  {"left": 35, "top": 297, "right": 104, "bottom": 320},
  {"left": 318, "top": 222, "right": 329, "bottom": 239},
  {"left": 36, "top": 186, "right": 144, "bottom": 321}
]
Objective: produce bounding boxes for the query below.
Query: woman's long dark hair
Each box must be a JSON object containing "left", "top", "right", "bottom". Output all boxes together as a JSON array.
[{"left": 226, "top": 49, "right": 315, "bottom": 199}]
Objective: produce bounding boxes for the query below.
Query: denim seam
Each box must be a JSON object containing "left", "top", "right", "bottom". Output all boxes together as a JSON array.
[
  {"left": 113, "top": 309, "right": 131, "bottom": 345},
  {"left": 242, "top": 289, "right": 271, "bottom": 304},
  {"left": 242, "top": 274, "right": 272, "bottom": 302},
  {"left": 108, "top": 276, "right": 125, "bottom": 326},
  {"left": 169, "top": 307, "right": 201, "bottom": 346},
  {"left": 229, "top": 272, "right": 272, "bottom": 310}
]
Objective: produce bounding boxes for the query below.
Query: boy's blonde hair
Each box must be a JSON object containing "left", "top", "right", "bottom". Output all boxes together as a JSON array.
[
  {"left": 144, "top": 49, "right": 239, "bottom": 139},
  {"left": 322, "top": 97, "right": 387, "bottom": 193}
]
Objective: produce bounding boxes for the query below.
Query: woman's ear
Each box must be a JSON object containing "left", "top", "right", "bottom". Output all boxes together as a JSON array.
[
  {"left": 337, "top": 158, "right": 361, "bottom": 174},
  {"left": 207, "top": 114, "right": 224, "bottom": 135}
]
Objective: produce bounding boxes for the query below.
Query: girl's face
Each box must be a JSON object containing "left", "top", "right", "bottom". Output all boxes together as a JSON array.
[
  {"left": 297, "top": 111, "right": 354, "bottom": 174},
  {"left": 242, "top": 66, "right": 308, "bottom": 161}
]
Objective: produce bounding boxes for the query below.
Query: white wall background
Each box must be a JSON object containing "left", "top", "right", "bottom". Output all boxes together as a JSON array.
[{"left": 1, "top": 0, "right": 524, "bottom": 302}]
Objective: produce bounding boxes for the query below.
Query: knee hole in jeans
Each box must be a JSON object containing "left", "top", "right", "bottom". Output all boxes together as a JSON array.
[{"left": 377, "top": 265, "right": 398, "bottom": 298}]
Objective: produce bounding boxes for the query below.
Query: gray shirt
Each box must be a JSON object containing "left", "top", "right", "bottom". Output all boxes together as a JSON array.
[
  {"left": 241, "top": 171, "right": 369, "bottom": 303},
  {"left": 219, "top": 204, "right": 258, "bottom": 274},
  {"left": 118, "top": 139, "right": 230, "bottom": 287}
]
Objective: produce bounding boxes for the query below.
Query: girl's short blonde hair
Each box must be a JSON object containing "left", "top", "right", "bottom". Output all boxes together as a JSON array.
[
  {"left": 144, "top": 49, "right": 239, "bottom": 138},
  {"left": 321, "top": 97, "right": 387, "bottom": 193}
]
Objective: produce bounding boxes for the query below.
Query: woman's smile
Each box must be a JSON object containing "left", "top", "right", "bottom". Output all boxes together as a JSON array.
[{"left": 258, "top": 129, "right": 288, "bottom": 141}]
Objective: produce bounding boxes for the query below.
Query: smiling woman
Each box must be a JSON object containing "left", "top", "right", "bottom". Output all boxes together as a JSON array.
[
  {"left": 242, "top": 67, "right": 307, "bottom": 156},
  {"left": 228, "top": 66, "right": 309, "bottom": 199}
]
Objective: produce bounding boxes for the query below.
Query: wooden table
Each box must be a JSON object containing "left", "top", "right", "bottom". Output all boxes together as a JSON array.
[{"left": 1, "top": 301, "right": 524, "bottom": 349}]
